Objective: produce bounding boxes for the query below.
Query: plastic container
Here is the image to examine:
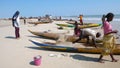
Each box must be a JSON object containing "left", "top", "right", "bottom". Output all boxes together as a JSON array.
[{"left": 34, "top": 55, "right": 42, "bottom": 66}]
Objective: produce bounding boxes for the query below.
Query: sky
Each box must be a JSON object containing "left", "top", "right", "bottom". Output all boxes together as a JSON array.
[{"left": 0, "top": 0, "right": 120, "bottom": 18}]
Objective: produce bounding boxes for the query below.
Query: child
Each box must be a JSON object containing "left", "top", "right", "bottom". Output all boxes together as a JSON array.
[{"left": 98, "top": 13, "right": 118, "bottom": 63}]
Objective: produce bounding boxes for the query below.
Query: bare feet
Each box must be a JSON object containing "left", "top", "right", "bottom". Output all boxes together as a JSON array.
[
  {"left": 16, "top": 37, "right": 20, "bottom": 39},
  {"left": 98, "top": 59, "right": 104, "bottom": 63},
  {"left": 112, "top": 59, "right": 118, "bottom": 62}
]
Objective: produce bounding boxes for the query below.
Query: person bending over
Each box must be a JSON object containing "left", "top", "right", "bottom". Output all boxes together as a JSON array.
[{"left": 73, "top": 28, "right": 101, "bottom": 47}]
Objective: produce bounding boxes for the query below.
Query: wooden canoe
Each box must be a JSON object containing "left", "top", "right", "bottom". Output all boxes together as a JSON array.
[
  {"left": 56, "top": 23, "right": 101, "bottom": 28},
  {"left": 56, "top": 24, "right": 74, "bottom": 28},
  {"left": 28, "top": 30, "right": 59, "bottom": 40},
  {"left": 66, "top": 21, "right": 93, "bottom": 25},
  {"left": 30, "top": 40, "right": 120, "bottom": 55},
  {"left": 78, "top": 23, "right": 101, "bottom": 29},
  {"left": 28, "top": 30, "right": 102, "bottom": 43},
  {"left": 28, "top": 22, "right": 49, "bottom": 25}
]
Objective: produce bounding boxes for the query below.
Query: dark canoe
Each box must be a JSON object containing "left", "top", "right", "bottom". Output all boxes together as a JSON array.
[{"left": 30, "top": 40, "right": 120, "bottom": 55}]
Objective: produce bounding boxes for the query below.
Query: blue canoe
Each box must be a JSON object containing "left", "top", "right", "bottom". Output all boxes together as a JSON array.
[{"left": 30, "top": 40, "right": 120, "bottom": 55}]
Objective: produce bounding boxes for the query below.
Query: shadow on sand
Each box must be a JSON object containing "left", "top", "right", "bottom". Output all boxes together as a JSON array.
[
  {"left": 70, "top": 54, "right": 108, "bottom": 62},
  {"left": 27, "top": 46, "right": 73, "bottom": 53},
  {"left": 28, "top": 46, "right": 109, "bottom": 62},
  {"left": 27, "top": 35, "right": 42, "bottom": 38},
  {"left": 5, "top": 36, "right": 16, "bottom": 39},
  {"left": 27, "top": 35, "right": 57, "bottom": 40},
  {"left": 29, "top": 61, "right": 35, "bottom": 66}
]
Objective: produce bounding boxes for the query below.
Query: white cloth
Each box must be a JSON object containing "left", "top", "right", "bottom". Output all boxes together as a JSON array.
[
  {"left": 13, "top": 16, "right": 20, "bottom": 27},
  {"left": 82, "top": 28, "right": 96, "bottom": 40}
]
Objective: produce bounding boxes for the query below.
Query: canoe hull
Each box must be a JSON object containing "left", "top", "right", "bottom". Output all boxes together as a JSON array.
[
  {"left": 28, "top": 30, "right": 102, "bottom": 43},
  {"left": 78, "top": 23, "right": 101, "bottom": 28},
  {"left": 30, "top": 40, "right": 120, "bottom": 55},
  {"left": 28, "top": 30, "right": 59, "bottom": 40},
  {"left": 56, "top": 23, "right": 101, "bottom": 28}
]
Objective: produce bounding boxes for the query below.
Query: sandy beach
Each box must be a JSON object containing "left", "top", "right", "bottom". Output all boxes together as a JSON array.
[{"left": 0, "top": 19, "right": 120, "bottom": 68}]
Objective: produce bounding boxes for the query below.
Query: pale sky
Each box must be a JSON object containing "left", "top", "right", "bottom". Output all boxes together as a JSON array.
[{"left": 0, "top": 0, "right": 120, "bottom": 18}]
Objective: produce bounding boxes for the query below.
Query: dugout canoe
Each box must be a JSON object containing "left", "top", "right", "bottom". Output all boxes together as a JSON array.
[
  {"left": 28, "top": 30, "right": 59, "bottom": 40},
  {"left": 30, "top": 40, "right": 120, "bottom": 55},
  {"left": 56, "top": 23, "right": 101, "bottom": 28},
  {"left": 28, "top": 30, "right": 102, "bottom": 43},
  {"left": 56, "top": 23, "right": 74, "bottom": 27},
  {"left": 66, "top": 21, "right": 93, "bottom": 25},
  {"left": 28, "top": 22, "right": 49, "bottom": 25}
]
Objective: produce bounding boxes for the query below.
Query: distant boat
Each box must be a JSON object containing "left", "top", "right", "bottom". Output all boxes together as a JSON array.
[{"left": 28, "top": 21, "right": 49, "bottom": 25}]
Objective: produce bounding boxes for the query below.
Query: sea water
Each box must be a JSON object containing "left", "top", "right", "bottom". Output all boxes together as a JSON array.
[
  {"left": 61, "top": 14, "right": 120, "bottom": 34},
  {"left": 62, "top": 14, "right": 120, "bottom": 22}
]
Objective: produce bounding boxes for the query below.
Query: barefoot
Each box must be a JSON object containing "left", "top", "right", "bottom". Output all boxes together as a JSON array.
[
  {"left": 99, "top": 60, "right": 104, "bottom": 63},
  {"left": 98, "top": 59, "right": 104, "bottom": 63},
  {"left": 112, "top": 59, "right": 118, "bottom": 62}
]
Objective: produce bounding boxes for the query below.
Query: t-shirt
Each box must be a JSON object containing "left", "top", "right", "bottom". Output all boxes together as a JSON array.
[
  {"left": 103, "top": 21, "right": 112, "bottom": 35},
  {"left": 79, "top": 16, "right": 83, "bottom": 20},
  {"left": 82, "top": 28, "right": 96, "bottom": 40}
]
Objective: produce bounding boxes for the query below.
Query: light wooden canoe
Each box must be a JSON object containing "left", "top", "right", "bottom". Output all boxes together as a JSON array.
[
  {"left": 28, "top": 30, "right": 59, "bottom": 40},
  {"left": 28, "top": 30, "right": 102, "bottom": 43}
]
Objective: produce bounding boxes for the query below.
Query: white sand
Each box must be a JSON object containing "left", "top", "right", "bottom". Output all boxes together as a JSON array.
[{"left": 0, "top": 19, "right": 120, "bottom": 68}]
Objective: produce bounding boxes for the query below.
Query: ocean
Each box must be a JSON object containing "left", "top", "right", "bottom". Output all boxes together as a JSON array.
[{"left": 62, "top": 14, "right": 120, "bottom": 22}]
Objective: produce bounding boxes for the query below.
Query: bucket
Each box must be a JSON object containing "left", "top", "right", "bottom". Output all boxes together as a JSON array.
[{"left": 34, "top": 55, "right": 42, "bottom": 66}]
